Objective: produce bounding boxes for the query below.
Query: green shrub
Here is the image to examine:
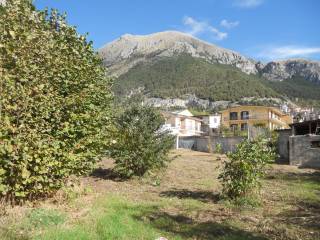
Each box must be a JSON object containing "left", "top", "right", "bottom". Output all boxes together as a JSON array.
[
  {"left": 0, "top": 1, "right": 113, "bottom": 201},
  {"left": 110, "top": 105, "right": 174, "bottom": 178},
  {"left": 218, "top": 138, "right": 276, "bottom": 199},
  {"left": 214, "top": 143, "right": 222, "bottom": 154}
]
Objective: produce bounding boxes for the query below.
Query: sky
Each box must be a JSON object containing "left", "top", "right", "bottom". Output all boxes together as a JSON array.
[{"left": 34, "top": 0, "right": 320, "bottom": 62}]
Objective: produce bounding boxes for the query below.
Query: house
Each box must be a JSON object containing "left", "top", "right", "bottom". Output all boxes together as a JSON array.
[
  {"left": 220, "top": 105, "right": 293, "bottom": 131},
  {"left": 162, "top": 110, "right": 202, "bottom": 137},
  {"left": 277, "top": 119, "right": 320, "bottom": 168},
  {"left": 195, "top": 114, "right": 221, "bottom": 136}
]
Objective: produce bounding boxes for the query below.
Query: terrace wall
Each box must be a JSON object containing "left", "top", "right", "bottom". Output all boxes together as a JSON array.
[{"left": 178, "top": 136, "right": 245, "bottom": 153}]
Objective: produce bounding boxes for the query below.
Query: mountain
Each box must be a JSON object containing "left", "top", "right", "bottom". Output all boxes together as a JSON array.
[
  {"left": 258, "top": 59, "right": 320, "bottom": 84},
  {"left": 99, "top": 31, "right": 258, "bottom": 75},
  {"left": 99, "top": 31, "right": 320, "bottom": 107}
]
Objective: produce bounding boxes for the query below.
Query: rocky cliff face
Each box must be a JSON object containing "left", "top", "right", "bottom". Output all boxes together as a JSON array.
[
  {"left": 258, "top": 59, "right": 320, "bottom": 84},
  {"left": 99, "top": 31, "right": 258, "bottom": 75},
  {"left": 99, "top": 31, "right": 320, "bottom": 84}
]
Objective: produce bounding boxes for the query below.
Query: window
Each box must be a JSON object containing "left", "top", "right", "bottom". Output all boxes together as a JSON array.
[
  {"left": 241, "top": 111, "right": 249, "bottom": 120},
  {"left": 230, "top": 124, "right": 238, "bottom": 131},
  {"left": 230, "top": 112, "right": 238, "bottom": 120},
  {"left": 241, "top": 123, "right": 248, "bottom": 131}
]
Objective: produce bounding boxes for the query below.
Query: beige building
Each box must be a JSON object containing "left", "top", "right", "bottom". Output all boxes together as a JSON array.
[{"left": 220, "top": 106, "right": 293, "bottom": 131}]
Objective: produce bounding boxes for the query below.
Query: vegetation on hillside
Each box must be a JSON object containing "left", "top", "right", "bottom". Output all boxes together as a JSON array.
[
  {"left": 113, "top": 54, "right": 320, "bottom": 107},
  {"left": 114, "top": 55, "right": 278, "bottom": 101},
  {"left": 0, "top": 1, "right": 113, "bottom": 201},
  {"left": 263, "top": 76, "right": 320, "bottom": 107}
]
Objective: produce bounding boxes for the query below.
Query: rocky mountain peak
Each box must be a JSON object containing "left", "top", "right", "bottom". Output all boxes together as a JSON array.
[
  {"left": 260, "top": 59, "right": 320, "bottom": 83},
  {"left": 99, "top": 31, "right": 258, "bottom": 76}
]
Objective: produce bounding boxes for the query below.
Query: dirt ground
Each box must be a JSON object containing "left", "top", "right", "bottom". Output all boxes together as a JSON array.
[
  {"left": 1, "top": 149, "right": 319, "bottom": 240},
  {"left": 84, "top": 150, "right": 224, "bottom": 199},
  {"left": 81, "top": 149, "right": 320, "bottom": 240}
]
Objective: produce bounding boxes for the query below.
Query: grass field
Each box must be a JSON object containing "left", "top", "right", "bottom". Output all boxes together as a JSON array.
[{"left": 1, "top": 150, "right": 319, "bottom": 240}]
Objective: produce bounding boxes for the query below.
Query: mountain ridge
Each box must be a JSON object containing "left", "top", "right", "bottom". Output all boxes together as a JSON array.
[
  {"left": 99, "top": 31, "right": 258, "bottom": 76},
  {"left": 99, "top": 31, "right": 320, "bottom": 85},
  {"left": 99, "top": 31, "right": 320, "bottom": 108}
]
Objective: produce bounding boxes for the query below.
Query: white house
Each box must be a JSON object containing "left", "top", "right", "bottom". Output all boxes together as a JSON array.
[
  {"left": 162, "top": 110, "right": 202, "bottom": 137},
  {"left": 208, "top": 114, "right": 221, "bottom": 129},
  {"left": 195, "top": 114, "right": 221, "bottom": 135}
]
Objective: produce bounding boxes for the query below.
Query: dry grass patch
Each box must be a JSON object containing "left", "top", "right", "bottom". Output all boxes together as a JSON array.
[{"left": 0, "top": 149, "right": 319, "bottom": 240}]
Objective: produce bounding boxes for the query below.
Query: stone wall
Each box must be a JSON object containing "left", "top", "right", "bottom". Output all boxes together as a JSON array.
[
  {"left": 276, "top": 129, "right": 291, "bottom": 164},
  {"left": 289, "top": 135, "right": 320, "bottom": 168}
]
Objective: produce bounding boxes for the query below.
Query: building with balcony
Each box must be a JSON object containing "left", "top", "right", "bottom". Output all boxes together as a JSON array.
[
  {"left": 162, "top": 110, "right": 202, "bottom": 136},
  {"left": 220, "top": 105, "right": 293, "bottom": 131}
]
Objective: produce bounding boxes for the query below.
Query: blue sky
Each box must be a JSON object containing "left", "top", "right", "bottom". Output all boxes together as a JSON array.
[{"left": 34, "top": 0, "right": 320, "bottom": 61}]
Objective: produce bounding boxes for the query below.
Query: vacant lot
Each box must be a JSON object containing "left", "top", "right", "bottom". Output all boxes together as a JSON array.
[{"left": 1, "top": 149, "right": 319, "bottom": 240}]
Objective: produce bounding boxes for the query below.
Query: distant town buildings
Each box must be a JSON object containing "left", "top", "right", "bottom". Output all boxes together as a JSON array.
[
  {"left": 162, "top": 105, "right": 292, "bottom": 137},
  {"left": 280, "top": 104, "right": 320, "bottom": 123}
]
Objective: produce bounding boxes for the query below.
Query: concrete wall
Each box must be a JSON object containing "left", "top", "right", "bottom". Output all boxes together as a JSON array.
[
  {"left": 276, "top": 129, "right": 291, "bottom": 164},
  {"left": 179, "top": 136, "right": 245, "bottom": 153},
  {"left": 289, "top": 135, "right": 320, "bottom": 168}
]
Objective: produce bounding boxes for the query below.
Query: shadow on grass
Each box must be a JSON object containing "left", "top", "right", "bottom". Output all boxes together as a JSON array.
[
  {"left": 160, "top": 188, "right": 221, "bottom": 203},
  {"left": 134, "top": 209, "right": 268, "bottom": 240},
  {"left": 275, "top": 199, "right": 320, "bottom": 234},
  {"left": 266, "top": 171, "right": 320, "bottom": 184},
  {"left": 90, "top": 167, "right": 125, "bottom": 182},
  {"left": 266, "top": 170, "right": 320, "bottom": 237}
]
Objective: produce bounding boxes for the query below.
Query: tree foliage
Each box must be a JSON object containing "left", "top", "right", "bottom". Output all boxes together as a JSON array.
[
  {"left": 113, "top": 54, "right": 320, "bottom": 107},
  {"left": 110, "top": 104, "right": 174, "bottom": 178},
  {"left": 0, "top": 0, "right": 113, "bottom": 201},
  {"left": 219, "top": 138, "right": 276, "bottom": 199},
  {"left": 113, "top": 55, "right": 278, "bottom": 101},
  {"left": 263, "top": 76, "right": 320, "bottom": 101}
]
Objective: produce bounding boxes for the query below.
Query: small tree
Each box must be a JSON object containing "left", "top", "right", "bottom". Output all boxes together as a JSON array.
[
  {"left": 218, "top": 138, "right": 275, "bottom": 199},
  {"left": 110, "top": 105, "right": 174, "bottom": 178},
  {"left": 0, "top": 1, "right": 113, "bottom": 201}
]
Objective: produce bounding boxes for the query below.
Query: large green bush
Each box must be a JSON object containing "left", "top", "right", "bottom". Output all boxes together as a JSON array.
[
  {"left": 110, "top": 105, "right": 174, "bottom": 178},
  {"left": 218, "top": 138, "right": 276, "bottom": 199},
  {"left": 0, "top": 1, "right": 113, "bottom": 201}
]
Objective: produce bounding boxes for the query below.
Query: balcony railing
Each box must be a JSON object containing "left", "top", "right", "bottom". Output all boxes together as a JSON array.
[
  {"left": 164, "top": 126, "right": 203, "bottom": 136},
  {"left": 223, "top": 114, "right": 287, "bottom": 125},
  {"left": 224, "top": 114, "right": 267, "bottom": 121}
]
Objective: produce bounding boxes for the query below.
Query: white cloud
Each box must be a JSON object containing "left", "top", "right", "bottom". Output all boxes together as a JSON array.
[
  {"left": 257, "top": 46, "right": 320, "bottom": 60},
  {"left": 233, "top": 0, "right": 264, "bottom": 8},
  {"left": 220, "top": 19, "right": 240, "bottom": 29},
  {"left": 183, "top": 16, "right": 227, "bottom": 41}
]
